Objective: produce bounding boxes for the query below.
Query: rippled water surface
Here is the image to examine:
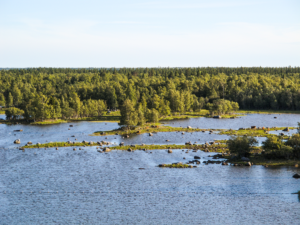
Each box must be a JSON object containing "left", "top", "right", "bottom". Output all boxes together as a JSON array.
[
  {"left": 1, "top": 114, "right": 300, "bottom": 224},
  {"left": 163, "top": 113, "right": 300, "bottom": 129}
]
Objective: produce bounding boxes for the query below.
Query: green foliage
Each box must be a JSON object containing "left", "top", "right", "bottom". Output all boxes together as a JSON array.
[
  {"left": 1, "top": 67, "right": 300, "bottom": 122},
  {"left": 262, "top": 136, "right": 294, "bottom": 159},
  {"left": 5, "top": 107, "right": 24, "bottom": 120},
  {"left": 227, "top": 136, "right": 257, "bottom": 157},
  {"left": 119, "top": 99, "right": 137, "bottom": 127},
  {"left": 207, "top": 99, "right": 239, "bottom": 115},
  {"left": 285, "top": 133, "right": 300, "bottom": 158}
]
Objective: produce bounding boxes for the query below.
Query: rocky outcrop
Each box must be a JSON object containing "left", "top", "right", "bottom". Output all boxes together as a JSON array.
[{"left": 293, "top": 174, "right": 300, "bottom": 179}]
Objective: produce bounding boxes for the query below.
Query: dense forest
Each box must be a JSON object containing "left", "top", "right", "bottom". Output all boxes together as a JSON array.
[{"left": 0, "top": 67, "right": 300, "bottom": 122}]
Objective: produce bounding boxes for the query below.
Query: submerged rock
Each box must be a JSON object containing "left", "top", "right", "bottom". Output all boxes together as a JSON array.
[{"left": 293, "top": 174, "right": 300, "bottom": 179}]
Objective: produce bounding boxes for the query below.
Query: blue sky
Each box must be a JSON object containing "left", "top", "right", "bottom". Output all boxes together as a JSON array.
[{"left": 0, "top": 0, "right": 299, "bottom": 67}]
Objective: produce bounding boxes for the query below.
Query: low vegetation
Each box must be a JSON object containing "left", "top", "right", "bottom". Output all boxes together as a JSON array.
[
  {"left": 158, "top": 163, "right": 192, "bottom": 168},
  {"left": 220, "top": 127, "right": 297, "bottom": 137},
  {"left": 31, "top": 119, "right": 68, "bottom": 125}
]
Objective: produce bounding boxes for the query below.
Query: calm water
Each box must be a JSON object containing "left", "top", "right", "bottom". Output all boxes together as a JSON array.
[
  {"left": 163, "top": 113, "right": 300, "bottom": 129},
  {"left": 1, "top": 114, "right": 300, "bottom": 224}
]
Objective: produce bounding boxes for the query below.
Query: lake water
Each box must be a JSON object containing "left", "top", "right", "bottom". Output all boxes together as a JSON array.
[{"left": 1, "top": 114, "right": 300, "bottom": 224}]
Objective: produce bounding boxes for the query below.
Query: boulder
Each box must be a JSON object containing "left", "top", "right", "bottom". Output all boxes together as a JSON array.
[
  {"left": 27, "top": 141, "right": 32, "bottom": 145},
  {"left": 128, "top": 148, "right": 132, "bottom": 152},
  {"left": 241, "top": 157, "right": 250, "bottom": 161},
  {"left": 194, "top": 156, "right": 201, "bottom": 159},
  {"left": 166, "top": 140, "right": 170, "bottom": 142},
  {"left": 56, "top": 148, "right": 59, "bottom": 150},
  {"left": 149, "top": 133, "right": 153, "bottom": 136},
  {"left": 158, "top": 164, "right": 166, "bottom": 167},
  {"left": 103, "top": 147, "right": 111, "bottom": 152},
  {"left": 213, "top": 115, "right": 221, "bottom": 119},
  {"left": 283, "top": 127, "right": 289, "bottom": 132},
  {"left": 168, "top": 149, "right": 173, "bottom": 153},
  {"left": 89, "top": 141, "right": 93, "bottom": 145},
  {"left": 245, "top": 162, "right": 251, "bottom": 166},
  {"left": 14, "top": 139, "right": 21, "bottom": 144},
  {"left": 292, "top": 174, "right": 300, "bottom": 179},
  {"left": 69, "top": 125, "right": 73, "bottom": 127},
  {"left": 119, "top": 142, "right": 124, "bottom": 146},
  {"left": 187, "top": 126, "right": 192, "bottom": 129},
  {"left": 222, "top": 161, "right": 228, "bottom": 166},
  {"left": 251, "top": 126, "right": 256, "bottom": 129}
]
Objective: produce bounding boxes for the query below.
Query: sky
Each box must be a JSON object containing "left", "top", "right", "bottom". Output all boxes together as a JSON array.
[{"left": 0, "top": 0, "right": 299, "bottom": 67}]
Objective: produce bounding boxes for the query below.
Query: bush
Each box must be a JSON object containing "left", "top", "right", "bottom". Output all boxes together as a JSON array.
[
  {"left": 262, "top": 135, "right": 293, "bottom": 159},
  {"left": 285, "top": 133, "right": 300, "bottom": 159},
  {"left": 227, "top": 136, "right": 257, "bottom": 157}
]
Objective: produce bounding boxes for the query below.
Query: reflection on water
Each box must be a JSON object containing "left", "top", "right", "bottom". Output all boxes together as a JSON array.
[{"left": 1, "top": 114, "right": 300, "bottom": 224}]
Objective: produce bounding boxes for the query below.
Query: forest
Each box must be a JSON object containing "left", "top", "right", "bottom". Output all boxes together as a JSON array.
[{"left": 0, "top": 67, "right": 300, "bottom": 123}]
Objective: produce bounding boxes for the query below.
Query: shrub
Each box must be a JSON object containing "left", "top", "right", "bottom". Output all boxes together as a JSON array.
[{"left": 227, "top": 136, "right": 257, "bottom": 157}]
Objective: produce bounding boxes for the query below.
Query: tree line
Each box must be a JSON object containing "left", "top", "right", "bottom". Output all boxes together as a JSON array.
[{"left": 0, "top": 67, "right": 299, "bottom": 121}]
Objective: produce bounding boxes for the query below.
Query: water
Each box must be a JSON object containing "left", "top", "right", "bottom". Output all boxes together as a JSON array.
[
  {"left": 162, "top": 113, "right": 300, "bottom": 129},
  {"left": 1, "top": 114, "right": 300, "bottom": 224}
]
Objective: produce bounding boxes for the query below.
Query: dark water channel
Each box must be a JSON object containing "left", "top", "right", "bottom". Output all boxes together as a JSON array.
[{"left": 0, "top": 114, "right": 300, "bottom": 224}]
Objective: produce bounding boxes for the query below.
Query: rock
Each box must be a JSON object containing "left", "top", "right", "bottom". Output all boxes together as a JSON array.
[
  {"left": 14, "top": 129, "right": 23, "bottom": 132},
  {"left": 274, "top": 117, "right": 277, "bottom": 119},
  {"left": 222, "top": 161, "right": 228, "bottom": 165},
  {"left": 149, "top": 133, "right": 153, "bottom": 136},
  {"left": 14, "top": 139, "right": 21, "bottom": 144},
  {"left": 213, "top": 115, "right": 221, "bottom": 119},
  {"left": 119, "top": 142, "right": 124, "bottom": 146},
  {"left": 166, "top": 140, "right": 170, "bottom": 142},
  {"left": 89, "top": 141, "right": 93, "bottom": 145},
  {"left": 19, "top": 147, "right": 25, "bottom": 150},
  {"left": 181, "top": 132, "right": 185, "bottom": 135},
  {"left": 73, "top": 148, "right": 76, "bottom": 151},
  {"left": 27, "top": 141, "right": 32, "bottom": 145},
  {"left": 56, "top": 148, "right": 59, "bottom": 150},
  {"left": 209, "top": 141, "right": 215, "bottom": 145},
  {"left": 103, "top": 147, "right": 111, "bottom": 152},
  {"left": 241, "top": 157, "right": 250, "bottom": 161},
  {"left": 251, "top": 126, "right": 256, "bottom": 129},
  {"left": 279, "top": 133, "right": 284, "bottom": 136},
  {"left": 194, "top": 156, "right": 201, "bottom": 159},
  {"left": 187, "top": 126, "right": 192, "bottom": 129},
  {"left": 292, "top": 174, "right": 300, "bottom": 179},
  {"left": 139, "top": 168, "right": 145, "bottom": 170},
  {"left": 245, "top": 162, "right": 251, "bottom": 166},
  {"left": 168, "top": 149, "right": 173, "bottom": 153},
  {"left": 130, "top": 144, "right": 136, "bottom": 147},
  {"left": 69, "top": 125, "right": 73, "bottom": 127},
  {"left": 283, "top": 127, "right": 289, "bottom": 132},
  {"left": 188, "top": 165, "right": 193, "bottom": 168},
  {"left": 158, "top": 164, "right": 166, "bottom": 167},
  {"left": 128, "top": 148, "right": 132, "bottom": 152}
]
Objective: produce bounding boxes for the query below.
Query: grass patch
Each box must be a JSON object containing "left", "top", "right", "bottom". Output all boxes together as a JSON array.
[
  {"left": 31, "top": 119, "right": 67, "bottom": 125},
  {"left": 219, "top": 127, "right": 297, "bottom": 137},
  {"left": 0, "top": 110, "right": 5, "bottom": 114},
  {"left": 158, "top": 163, "right": 191, "bottom": 168},
  {"left": 110, "top": 143, "right": 228, "bottom": 152},
  {"left": 93, "top": 124, "right": 225, "bottom": 136},
  {"left": 238, "top": 109, "right": 300, "bottom": 114},
  {"left": 23, "top": 141, "right": 106, "bottom": 148},
  {"left": 69, "top": 116, "right": 120, "bottom": 122},
  {"left": 226, "top": 154, "right": 300, "bottom": 167}
]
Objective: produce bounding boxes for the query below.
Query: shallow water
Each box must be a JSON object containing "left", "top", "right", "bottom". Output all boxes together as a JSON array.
[
  {"left": 1, "top": 114, "right": 300, "bottom": 224},
  {"left": 163, "top": 113, "right": 300, "bottom": 129}
]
